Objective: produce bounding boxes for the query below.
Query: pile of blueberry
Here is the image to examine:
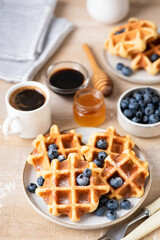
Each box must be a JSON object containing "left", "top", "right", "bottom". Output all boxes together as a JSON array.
[
  {"left": 76, "top": 168, "right": 92, "bottom": 186},
  {"left": 93, "top": 139, "right": 108, "bottom": 168},
  {"left": 116, "top": 63, "right": 132, "bottom": 77},
  {"left": 94, "top": 194, "right": 131, "bottom": 220},
  {"left": 27, "top": 176, "right": 45, "bottom": 193},
  {"left": 121, "top": 87, "right": 160, "bottom": 124},
  {"left": 47, "top": 143, "right": 66, "bottom": 162}
]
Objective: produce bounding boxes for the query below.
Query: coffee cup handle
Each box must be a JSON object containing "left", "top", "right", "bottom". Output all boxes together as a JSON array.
[{"left": 2, "top": 115, "right": 21, "bottom": 136}]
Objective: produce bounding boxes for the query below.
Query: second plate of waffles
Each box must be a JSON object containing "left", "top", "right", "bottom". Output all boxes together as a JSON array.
[{"left": 23, "top": 126, "right": 151, "bottom": 229}]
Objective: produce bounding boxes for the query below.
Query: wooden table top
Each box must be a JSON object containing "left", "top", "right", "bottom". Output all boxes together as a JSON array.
[{"left": 0, "top": 0, "right": 160, "bottom": 239}]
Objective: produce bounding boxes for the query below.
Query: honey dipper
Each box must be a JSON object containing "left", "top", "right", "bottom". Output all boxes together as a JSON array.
[{"left": 83, "top": 43, "right": 113, "bottom": 97}]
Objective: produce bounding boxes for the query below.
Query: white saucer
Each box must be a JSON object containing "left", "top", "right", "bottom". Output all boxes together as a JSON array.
[
  {"left": 103, "top": 50, "right": 160, "bottom": 84},
  {"left": 22, "top": 127, "right": 151, "bottom": 230}
]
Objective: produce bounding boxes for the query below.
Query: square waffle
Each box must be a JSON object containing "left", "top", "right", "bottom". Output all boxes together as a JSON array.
[
  {"left": 35, "top": 153, "right": 110, "bottom": 222},
  {"left": 131, "top": 37, "right": 160, "bottom": 75},
  {"left": 27, "top": 125, "right": 84, "bottom": 175},
  {"left": 105, "top": 18, "right": 158, "bottom": 58},
  {"left": 81, "top": 126, "right": 135, "bottom": 162},
  {"left": 102, "top": 149, "right": 149, "bottom": 200}
]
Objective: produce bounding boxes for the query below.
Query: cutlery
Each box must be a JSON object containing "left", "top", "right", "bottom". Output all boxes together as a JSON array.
[
  {"left": 98, "top": 197, "right": 160, "bottom": 240},
  {"left": 83, "top": 43, "right": 113, "bottom": 97}
]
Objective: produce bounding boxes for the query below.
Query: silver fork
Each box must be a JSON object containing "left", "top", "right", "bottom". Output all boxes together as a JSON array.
[{"left": 97, "top": 198, "right": 160, "bottom": 240}]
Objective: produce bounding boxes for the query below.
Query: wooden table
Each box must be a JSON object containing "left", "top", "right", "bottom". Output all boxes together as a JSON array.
[{"left": 0, "top": 0, "right": 160, "bottom": 239}]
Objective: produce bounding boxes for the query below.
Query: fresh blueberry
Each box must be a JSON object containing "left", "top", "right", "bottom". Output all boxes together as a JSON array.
[
  {"left": 150, "top": 54, "right": 159, "bottom": 62},
  {"left": 120, "top": 199, "right": 131, "bottom": 209},
  {"left": 143, "top": 115, "right": 149, "bottom": 123},
  {"left": 139, "top": 100, "right": 146, "bottom": 108},
  {"left": 155, "top": 109, "right": 160, "bottom": 116},
  {"left": 48, "top": 144, "right": 59, "bottom": 150},
  {"left": 37, "top": 176, "right": 45, "bottom": 186},
  {"left": 98, "top": 151, "right": 108, "bottom": 161},
  {"left": 132, "top": 116, "right": 141, "bottom": 123},
  {"left": 136, "top": 110, "right": 143, "bottom": 119},
  {"left": 94, "top": 206, "right": 106, "bottom": 216},
  {"left": 144, "top": 87, "right": 153, "bottom": 94},
  {"left": 152, "top": 95, "right": 160, "bottom": 104},
  {"left": 96, "top": 139, "right": 108, "bottom": 150},
  {"left": 76, "top": 174, "right": 89, "bottom": 186},
  {"left": 129, "top": 98, "right": 136, "bottom": 103},
  {"left": 106, "top": 210, "right": 117, "bottom": 221},
  {"left": 122, "top": 66, "right": 132, "bottom": 76},
  {"left": 120, "top": 99, "right": 129, "bottom": 110},
  {"left": 149, "top": 114, "right": 159, "bottom": 123},
  {"left": 110, "top": 177, "right": 123, "bottom": 188},
  {"left": 115, "top": 28, "right": 125, "bottom": 35},
  {"left": 145, "top": 106, "right": 154, "bottom": 116},
  {"left": 27, "top": 183, "right": 37, "bottom": 193},
  {"left": 99, "top": 195, "right": 108, "bottom": 206},
  {"left": 58, "top": 155, "right": 66, "bottom": 162},
  {"left": 147, "top": 103, "right": 155, "bottom": 109},
  {"left": 144, "top": 95, "right": 152, "bottom": 104},
  {"left": 48, "top": 149, "right": 59, "bottom": 160},
  {"left": 83, "top": 168, "right": 92, "bottom": 177},
  {"left": 116, "top": 63, "right": 124, "bottom": 71},
  {"left": 128, "top": 101, "right": 139, "bottom": 111},
  {"left": 133, "top": 92, "right": 143, "bottom": 101},
  {"left": 123, "top": 109, "right": 133, "bottom": 118},
  {"left": 106, "top": 199, "right": 119, "bottom": 211},
  {"left": 93, "top": 158, "right": 104, "bottom": 168}
]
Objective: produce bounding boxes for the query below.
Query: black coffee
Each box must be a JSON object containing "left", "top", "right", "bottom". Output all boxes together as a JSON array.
[{"left": 9, "top": 86, "right": 46, "bottom": 111}]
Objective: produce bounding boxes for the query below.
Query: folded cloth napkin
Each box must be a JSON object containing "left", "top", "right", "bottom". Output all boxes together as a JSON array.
[{"left": 0, "top": 0, "right": 74, "bottom": 82}]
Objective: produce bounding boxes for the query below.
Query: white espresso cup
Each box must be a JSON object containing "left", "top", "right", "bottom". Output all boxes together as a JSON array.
[{"left": 2, "top": 81, "right": 51, "bottom": 139}]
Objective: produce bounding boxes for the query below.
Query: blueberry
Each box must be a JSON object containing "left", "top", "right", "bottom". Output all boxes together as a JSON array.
[
  {"left": 96, "top": 139, "right": 108, "bottom": 150},
  {"left": 136, "top": 110, "right": 143, "bottom": 119},
  {"left": 152, "top": 95, "right": 160, "bottom": 104},
  {"left": 133, "top": 92, "right": 143, "bottom": 101},
  {"left": 123, "top": 109, "right": 133, "bottom": 118},
  {"left": 93, "top": 158, "right": 104, "bottom": 168},
  {"left": 27, "top": 183, "right": 37, "bottom": 193},
  {"left": 110, "top": 177, "right": 123, "bottom": 188},
  {"left": 155, "top": 109, "right": 160, "bottom": 116},
  {"left": 106, "top": 210, "right": 117, "bottom": 220},
  {"left": 98, "top": 151, "right": 108, "bottom": 161},
  {"left": 122, "top": 66, "right": 132, "bottom": 76},
  {"left": 48, "top": 144, "right": 58, "bottom": 150},
  {"left": 128, "top": 101, "right": 139, "bottom": 111},
  {"left": 37, "top": 176, "right": 45, "bottom": 186},
  {"left": 139, "top": 100, "right": 146, "bottom": 108},
  {"left": 94, "top": 206, "right": 106, "bottom": 216},
  {"left": 129, "top": 98, "right": 136, "bottom": 103},
  {"left": 121, "top": 99, "right": 129, "bottom": 109},
  {"left": 147, "top": 103, "right": 155, "bottom": 109},
  {"left": 120, "top": 199, "right": 131, "bottom": 209},
  {"left": 144, "top": 96, "right": 152, "bottom": 104},
  {"left": 149, "top": 114, "right": 159, "bottom": 123},
  {"left": 116, "top": 63, "right": 124, "bottom": 71},
  {"left": 132, "top": 117, "right": 141, "bottom": 123},
  {"left": 143, "top": 115, "right": 149, "bottom": 123},
  {"left": 145, "top": 106, "right": 154, "bottom": 116},
  {"left": 144, "top": 88, "right": 153, "bottom": 95},
  {"left": 83, "top": 168, "right": 92, "bottom": 177},
  {"left": 106, "top": 199, "right": 119, "bottom": 211},
  {"left": 150, "top": 54, "right": 159, "bottom": 62},
  {"left": 99, "top": 195, "right": 108, "bottom": 206},
  {"left": 58, "top": 155, "right": 66, "bottom": 162},
  {"left": 115, "top": 28, "right": 125, "bottom": 35},
  {"left": 48, "top": 149, "right": 59, "bottom": 160},
  {"left": 76, "top": 174, "right": 89, "bottom": 186}
]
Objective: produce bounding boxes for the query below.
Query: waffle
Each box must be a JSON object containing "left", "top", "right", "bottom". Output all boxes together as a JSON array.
[
  {"left": 105, "top": 18, "right": 158, "bottom": 58},
  {"left": 131, "top": 37, "right": 160, "bottom": 75},
  {"left": 101, "top": 149, "right": 149, "bottom": 200},
  {"left": 27, "top": 125, "right": 84, "bottom": 175},
  {"left": 81, "top": 126, "right": 135, "bottom": 162},
  {"left": 35, "top": 153, "right": 110, "bottom": 222}
]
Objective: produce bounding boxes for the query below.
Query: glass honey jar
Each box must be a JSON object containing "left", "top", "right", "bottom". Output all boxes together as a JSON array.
[{"left": 73, "top": 88, "right": 106, "bottom": 127}]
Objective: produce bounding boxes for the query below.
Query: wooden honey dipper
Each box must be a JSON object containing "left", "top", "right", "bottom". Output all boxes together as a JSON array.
[{"left": 83, "top": 43, "right": 113, "bottom": 97}]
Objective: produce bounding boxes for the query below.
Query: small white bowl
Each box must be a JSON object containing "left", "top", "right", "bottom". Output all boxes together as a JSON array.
[{"left": 117, "top": 86, "right": 160, "bottom": 138}]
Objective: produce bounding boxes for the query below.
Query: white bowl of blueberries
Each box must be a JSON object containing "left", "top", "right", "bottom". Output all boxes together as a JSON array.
[{"left": 117, "top": 86, "right": 160, "bottom": 138}]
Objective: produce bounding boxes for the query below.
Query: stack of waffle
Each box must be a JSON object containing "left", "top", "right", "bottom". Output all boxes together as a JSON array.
[
  {"left": 27, "top": 125, "right": 149, "bottom": 222},
  {"left": 105, "top": 17, "right": 160, "bottom": 75}
]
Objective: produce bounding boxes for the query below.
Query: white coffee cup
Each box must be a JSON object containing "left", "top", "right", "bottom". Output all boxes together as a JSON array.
[
  {"left": 86, "top": 0, "right": 130, "bottom": 24},
  {"left": 2, "top": 81, "right": 51, "bottom": 139}
]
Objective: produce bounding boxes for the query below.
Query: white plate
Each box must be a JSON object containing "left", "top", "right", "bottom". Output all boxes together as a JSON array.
[
  {"left": 23, "top": 127, "right": 151, "bottom": 230},
  {"left": 103, "top": 50, "right": 160, "bottom": 84}
]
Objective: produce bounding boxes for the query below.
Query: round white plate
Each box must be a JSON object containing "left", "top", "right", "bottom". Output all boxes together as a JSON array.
[
  {"left": 103, "top": 50, "right": 160, "bottom": 84},
  {"left": 23, "top": 127, "right": 151, "bottom": 230}
]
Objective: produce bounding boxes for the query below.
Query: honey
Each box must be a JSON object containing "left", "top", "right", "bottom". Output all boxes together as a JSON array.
[{"left": 73, "top": 88, "right": 106, "bottom": 127}]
